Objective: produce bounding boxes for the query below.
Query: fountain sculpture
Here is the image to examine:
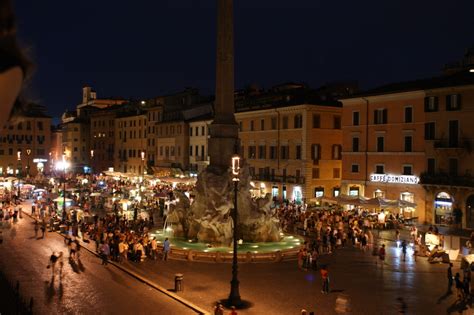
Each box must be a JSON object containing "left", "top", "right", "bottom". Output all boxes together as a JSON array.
[{"left": 165, "top": 162, "right": 282, "bottom": 247}]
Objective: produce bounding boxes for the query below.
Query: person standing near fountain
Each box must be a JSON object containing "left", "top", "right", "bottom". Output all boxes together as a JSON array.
[{"left": 162, "top": 237, "right": 170, "bottom": 261}]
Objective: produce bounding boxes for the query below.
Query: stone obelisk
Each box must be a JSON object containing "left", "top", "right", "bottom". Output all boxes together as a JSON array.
[{"left": 208, "top": 0, "right": 239, "bottom": 173}]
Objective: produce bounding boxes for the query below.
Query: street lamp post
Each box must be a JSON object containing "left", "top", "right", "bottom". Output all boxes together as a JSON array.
[
  {"left": 17, "top": 150, "right": 21, "bottom": 198},
  {"left": 26, "top": 149, "right": 31, "bottom": 178},
  {"left": 56, "top": 155, "right": 70, "bottom": 222},
  {"left": 227, "top": 154, "right": 242, "bottom": 307},
  {"left": 90, "top": 149, "right": 94, "bottom": 174}
]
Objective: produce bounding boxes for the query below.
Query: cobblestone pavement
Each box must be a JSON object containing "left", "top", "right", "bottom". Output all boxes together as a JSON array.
[
  {"left": 0, "top": 209, "right": 197, "bottom": 315},
  {"left": 2, "top": 200, "right": 473, "bottom": 315}
]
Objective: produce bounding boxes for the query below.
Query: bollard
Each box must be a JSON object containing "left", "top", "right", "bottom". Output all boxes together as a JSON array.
[{"left": 174, "top": 273, "right": 184, "bottom": 292}]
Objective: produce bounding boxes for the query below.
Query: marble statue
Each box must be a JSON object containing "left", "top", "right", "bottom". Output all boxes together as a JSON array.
[{"left": 165, "top": 163, "right": 282, "bottom": 246}]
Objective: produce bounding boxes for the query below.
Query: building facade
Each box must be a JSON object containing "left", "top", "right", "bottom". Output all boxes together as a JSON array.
[
  {"left": 341, "top": 69, "right": 474, "bottom": 227},
  {"left": 340, "top": 91, "right": 427, "bottom": 221},
  {"left": 90, "top": 109, "right": 119, "bottom": 173},
  {"left": 0, "top": 105, "right": 52, "bottom": 177},
  {"left": 115, "top": 113, "right": 148, "bottom": 175},
  {"left": 236, "top": 102, "right": 342, "bottom": 203},
  {"left": 188, "top": 119, "right": 211, "bottom": 173}
]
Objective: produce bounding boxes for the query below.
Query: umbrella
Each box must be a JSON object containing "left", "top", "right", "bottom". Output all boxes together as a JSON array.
[
  {"left": 5, "top": 177, "right": 17, "bottom": 181},
  {"left": 34, "top": 188, "right": 46, "bottom": 193},
  {"left": 53, "top": 197, "right": 73, "bottom": 202},
  {"left": 89, "top": 192, "right": 101, "bottom": 197}
]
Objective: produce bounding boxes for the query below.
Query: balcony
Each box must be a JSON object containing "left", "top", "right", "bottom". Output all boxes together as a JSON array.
[
  {"left": 195, "top": 155, "right": 209, "bottom": 162},
  {"left": 420, "top": 172, "right": 474, "bottom": 188},
  {"left": 252, "top": 174, "right": 305, "bottom": 184},
  {"left": 433, "top": 138, "right": 473, "bottom": 153}
]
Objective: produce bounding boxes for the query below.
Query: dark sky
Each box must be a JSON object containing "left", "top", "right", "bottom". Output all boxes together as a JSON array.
[{"left": 14, "top": 0, "right": 474, "bottom": 118}]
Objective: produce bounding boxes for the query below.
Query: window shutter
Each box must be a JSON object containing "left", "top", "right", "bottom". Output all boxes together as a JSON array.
[
  {"left": 373, "top": 110, "right": 378, "bottom": 124},
  {"left": 458, "top": 94, "right": 462, "bottom": 109},
  {"left": 434, "top": 96, "right": 439, "bottom": 111},
  {"left": 383, "top": 109, "right": 387, "bottom": 124},
  {"left": 424, "top": 97, "right": 429, "bottom": 111},
  {"left": 446, "top": 95, "right": 451, "bottom": 110}
]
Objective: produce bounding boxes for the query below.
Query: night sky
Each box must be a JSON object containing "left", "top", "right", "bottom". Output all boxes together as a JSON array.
[{"left": 14, "top": 0, "right": 474, "bottom": 119}]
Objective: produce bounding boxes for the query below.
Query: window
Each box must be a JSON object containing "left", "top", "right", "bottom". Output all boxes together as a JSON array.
[
  {"left": 424, "top": 96, "right": 438, "bottom": 112},
  {"left": 352, "top": 111, "right": 360, "bottom": 126},
  {"left": 37, "top": 121, "right": 43, "bottom": 130},
  {"left": 352, "top": 137, "right": 359, "bottom": 152},
  {"left": 312, "top": 168, "right": 320, "bottom": 179},
  {"left": 26, "top": 121, "right": 31, "bottom": 130},
  {"left": 17, "top": 122, "right": 22, "bottom": 130},
  {"left": 351, "top": 164, "right": 359, "bottom": 173},
  {"left": 404, "top": 136, "right": 412, "bottom": 152},
  {"left": 427, "top": 158, "right": 435, "bottom": 174},
  {"left": 258, "top": 145, "right": 266, "bottom": 159},
  {"left": 312, "top": 114, "right": 320, "bottom": 128},
  {"left": 248, "top": 146, "right": 256, "bottom": 159},
  {"left": 332, "top": 144, "right": 342, "bottom": 160},
  {"left": 333, "top": 168, "right": 340, "bottom": 178},
  {"left": 295, "top": 145, "right": 302, "bottom": 160},
  {"left": 374, "top": 109, "right": 387, "bottom": 124},
  {"left": 424, "top": 122, "right": 435, "bottom": 140},
  {"left": 403, "top": 165, "right": 413, "bottom": 175},
  {"left": 449, "top": 158, "right": 458, "bottom": 176},
  {"left": 189, "top": 145, "right": 192, "bottom": 156},
  {"left": 333, "top": 188, "right": 340, "bottom": 197},
  {"left": 282, "top": 116, "right": 288, "bottom": 129},
  {"left": 375, "top": 164, "right": 385, "bottom": 174},
  {"left": 271, "top": 117, "right": 277, "bottom": 130},
  {"left": 280, "top": 145, "right": 289, "bottom": 159},
  {"left": 449, "top": 120, "right": 459, "bottom": 147},
  {"left": 195, "top": 145, "right": 199, "bottom": 157},
  {"left": 269, "top": 146, "right": 277, "bottom": 159},
  {"left": 189, "top": 127, "right": 193, "bottom": 136},
  {"left": 446, "top": 94, "right": 461, "bottom": 111},
  {"left": 404, "top": 107, "right": 413, "bottom": 123},
  {"left": 195, "top": 127, "right": 198, "bottom": 136},
  {"left": 294, "top": 114, "right": 303, "bottom": 128},
  {"left": 376, "top": 136, "right": 384, "bottom": 152},
  {"left": 201, "top": 126, "right": 205, "bottom": 135},
  {"left": 333, "top": 115, "right": 341, "bottom": 129},
  {"left": 239, "top": 121, "right": 242, "bottom": 131},
  {"left": 250, "top": 120, "right": 254, "bottom": 131},
  {"left": 311, "top": 144, "right": 321, "bottom": 160},
  {"left": 260, "top": 119, "right": 265, "bottom": 131},
  {"left": 314, "top": 187, "right": 324, "bottom": 197}
]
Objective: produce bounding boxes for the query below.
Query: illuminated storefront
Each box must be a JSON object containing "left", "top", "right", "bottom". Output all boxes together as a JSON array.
[{"left": 434, "top": 192, "right": 454, "bottom": 225}]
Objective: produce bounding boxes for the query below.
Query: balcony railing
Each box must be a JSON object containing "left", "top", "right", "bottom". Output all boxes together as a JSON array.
[
  {"left": 252, "top": 174, "right": 305, "bottom": 184},
  {"left": 433, "top": 138, "right": 473, "bottom": 153},
  {"left": 420, "top": 172, "right": 474, "bottom": 188},
  {"left": 194, "top": 155, "right": 209, "bottom": 162}
]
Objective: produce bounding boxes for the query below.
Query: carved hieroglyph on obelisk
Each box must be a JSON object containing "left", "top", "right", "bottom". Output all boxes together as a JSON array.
[{"left": 208, "top": 0, "right": 239, "bottom": 172}]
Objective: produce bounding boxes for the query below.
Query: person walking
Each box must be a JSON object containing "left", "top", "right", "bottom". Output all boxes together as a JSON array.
[
  {"left": 100, "top": 242, "right": 110, "bottom": 266},
  {"left": 378, "top": 244, "right": 386, "bottom": 268},
  {"left": 40, "top": 221, "right": 46, "bottom": 238},
  {"left": 47, "top": 252, "right": 59, "bottom": 277},
  {"left": 320, "top": 265, "right": 330, "bottom": 294},
  {"left": 401, "top": 240, "right": 407, "bottom": 262},
  {"left": 162, "top": 237, "right": 170, "bottom": 261},
  {"left": 447, "top": 263, "right": 454, "bottom": 293}
]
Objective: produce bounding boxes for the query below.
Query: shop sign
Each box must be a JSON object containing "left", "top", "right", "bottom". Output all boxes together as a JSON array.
[{"left": 370, "top": 174, "right": 419, "bottom": 185}]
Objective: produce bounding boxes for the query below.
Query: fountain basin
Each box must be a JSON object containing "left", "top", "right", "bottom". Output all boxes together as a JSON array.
[{"left": 149, "top": 230, "right": 302, "bottom": 263}]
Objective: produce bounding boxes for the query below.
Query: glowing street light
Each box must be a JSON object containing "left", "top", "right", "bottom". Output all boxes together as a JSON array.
[
  {"left": 56, "top": 155, "right": 70, "bottom": 222},
  {"left": 227, "top": 154, "right": 242, "bottom": 308}
]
